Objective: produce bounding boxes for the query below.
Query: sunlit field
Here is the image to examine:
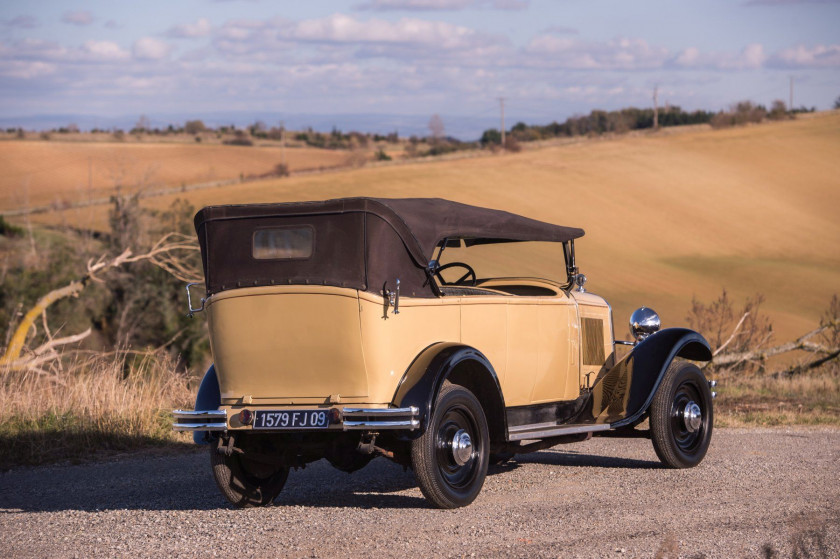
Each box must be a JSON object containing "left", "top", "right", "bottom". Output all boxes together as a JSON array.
[{"left": 0, "top": 140, "right": 353, "bottom": 211}]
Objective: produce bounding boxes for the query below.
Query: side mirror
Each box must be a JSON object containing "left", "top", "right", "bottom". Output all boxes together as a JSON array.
[{"left": 629, "top": 307, "right": 660, "bottom": 342}]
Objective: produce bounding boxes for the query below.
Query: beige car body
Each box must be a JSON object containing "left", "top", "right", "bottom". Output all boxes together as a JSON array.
[{"left": 208, "top": 280, "right": 615, "bottom": 429}]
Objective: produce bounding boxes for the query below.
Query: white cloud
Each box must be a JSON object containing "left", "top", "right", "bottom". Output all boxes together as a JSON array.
[
  {"left": 167, "top": 18, "right": 213, "bottom": 38},
  {"left": 82, "top": 40, "right": 131, "bottom": 61},
  {"left": 770, "top": 44, "right": 840, "bottom": 68},
  {"left": 61, "top": 11, "right": 94, "bottom": 26},
  {"left": 671, "top": 43, "right": 766, "bottom": 70},
  {"left": 525, "top": 36, "right": 669, "bottom": 70},
  {"left": 0, "top": 60, "right": 57, "bottom": 79},
  {"left": 132, "top": 37, "right": 173, "bottom": 60},
  {"left": 290, "top": 14, "right": 495, "bottom": 50}
]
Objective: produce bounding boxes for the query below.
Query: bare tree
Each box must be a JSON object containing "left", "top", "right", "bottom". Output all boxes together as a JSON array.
[
  {"left": 429, "top": 114, "right": 445, "bottom": 141},
  {"left": 135, "top": 114, "right": 151, "bottom": 132}
]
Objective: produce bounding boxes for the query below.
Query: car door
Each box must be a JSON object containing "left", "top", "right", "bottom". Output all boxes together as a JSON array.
[{"left": 529, "top": 295, "right": 579, "bottom": 403}]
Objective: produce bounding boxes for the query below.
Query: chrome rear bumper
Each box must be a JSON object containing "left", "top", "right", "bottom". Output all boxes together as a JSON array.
[
  {"left": 171, "top": 406, "right": 419, "bottom": 432},
  {"left": 173, "top": 409, "right": 227, "bottom": 431},
  {"left": 341, "top": 407, "right": 419, "bottom": 430}
]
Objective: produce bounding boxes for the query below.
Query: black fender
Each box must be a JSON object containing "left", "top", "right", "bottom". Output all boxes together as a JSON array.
[
  {"left": 606, "top": 328, "right": 711, "bottom": 428},
  {"left": 391, "top": 343, "right": 507, "bottom": 442},
  {"left": 192, "top": 364, "right": 221, "bottom": 444}
]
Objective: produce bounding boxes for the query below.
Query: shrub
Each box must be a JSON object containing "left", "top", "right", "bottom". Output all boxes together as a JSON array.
[
  {"left": 503, "top": 136, "right": 522, "bottom": 152},
  {"left": 480, "top": 128, "right": 501, "bottom": 146},
  {"left": 184, "top": 120, "right": 206, "bottom": 135},
  {"left": 223, "top": 131, "right": 253, "bottom": 146},
  {"left": 710, "top": 101, "right": 767, "bottom": 129},
  {"left": 0, "top": 216, "right": 23, "bottom": 237},
  {"left": 375, "top": 148, "right": 392, "bottom": 161},
  {"left": 767, "top": 100, "right": 790, "bottom": 121}
]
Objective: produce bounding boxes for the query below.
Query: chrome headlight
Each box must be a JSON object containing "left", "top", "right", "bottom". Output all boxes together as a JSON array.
[{"left": 629, "top": 307, "right": 660, "bottom": 342}]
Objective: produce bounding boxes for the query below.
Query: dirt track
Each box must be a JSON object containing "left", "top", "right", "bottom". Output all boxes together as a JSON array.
[{"left": 1, "top": 427, "right": 838, "bottom": 558}]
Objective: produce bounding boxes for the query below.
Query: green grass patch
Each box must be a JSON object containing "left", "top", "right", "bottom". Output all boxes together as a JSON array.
[{"left": 0, "top": 410, "right": 193, "bottom": 470}]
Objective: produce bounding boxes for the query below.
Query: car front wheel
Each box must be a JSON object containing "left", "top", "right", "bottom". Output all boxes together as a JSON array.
[
  {"left": 411, "top": 383, "right": 489, "bottom": 508},
  {"left": 650, "top": 361, "right": 714, "bottom": 468}
]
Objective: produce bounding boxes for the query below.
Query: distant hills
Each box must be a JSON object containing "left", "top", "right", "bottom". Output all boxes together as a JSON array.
[{"left": 0, "top": 112, "right": 503, "bottom": 142}]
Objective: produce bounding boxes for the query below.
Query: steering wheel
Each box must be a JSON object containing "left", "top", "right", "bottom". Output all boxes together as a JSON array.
[{"left": 435, "top": 262, "right": 477, "bottom": 286}]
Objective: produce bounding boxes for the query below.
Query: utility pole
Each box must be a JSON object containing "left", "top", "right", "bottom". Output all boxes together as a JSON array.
[
  {"left": 279, "top": 120, "right": 286, "bottom": 167},
  {"left": 653, "top": 85, "right": 659, "bottom": 130},
  {"left": 498, "top": 97, "right": 506, "bottom": 150},
  {"left": 789, "top": 76, "right": 794, "bottom": 111}
]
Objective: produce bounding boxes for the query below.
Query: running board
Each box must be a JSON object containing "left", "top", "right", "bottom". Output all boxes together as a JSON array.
[{"left": 507, "top": 422, "right": 611, "bottom": 441}]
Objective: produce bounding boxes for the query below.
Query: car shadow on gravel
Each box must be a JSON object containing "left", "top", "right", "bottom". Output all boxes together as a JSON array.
[
  {"left": 494, "top": 449, "right": 662, "bottom": 470},
  {"left": 0, "top": 451, "right": 428, "bottom": 513},
  {"left": 0, "top": 448, "right": 661, "bottom": 514}
]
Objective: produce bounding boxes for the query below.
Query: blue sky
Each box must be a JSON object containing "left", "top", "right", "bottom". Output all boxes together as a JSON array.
[{"left": 1, "top": 0, "right": 838, "bottom": 133}]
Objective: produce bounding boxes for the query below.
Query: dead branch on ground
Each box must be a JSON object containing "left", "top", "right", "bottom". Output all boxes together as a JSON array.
[
  {"left": 0, "top": 233, "right": 200, "bottom": 370},
  {"left": 709, "top": 315, "right": 840, "bottom": 377}
]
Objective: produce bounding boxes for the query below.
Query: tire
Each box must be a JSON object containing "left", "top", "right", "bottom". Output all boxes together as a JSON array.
[
  {"left": 210, "top": 435, "right": 290, "bottom": 507},
  {"left": 411, "top": 384, "right": 489, "bottom": 508},
  {"left": 650, "top": 361, "right": 714, "bottom": 468}
]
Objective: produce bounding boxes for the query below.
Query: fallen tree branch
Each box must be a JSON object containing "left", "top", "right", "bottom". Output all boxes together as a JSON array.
[
  {"left": 713, "top": 311, "right": 750, "bottom": 357},
  {"left": 2, "top": 328, "right": 92, "bottom": 372},
  {"left": 773, "top": 348, "right": 840, "bottom": 378},
  {"left": 711, "top": 319, "right": 840, "bottom": 368},
  {"left": 1, "top": 233, "right": 199, "bottom": 368},
  {"left": 32, "top": 328, "right": 92, "bottom": 357},
  {"left": 0, "top": 281, "right": 85, "bottom": 367}
]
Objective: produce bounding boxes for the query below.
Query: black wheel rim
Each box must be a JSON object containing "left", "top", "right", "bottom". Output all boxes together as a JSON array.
[
  {"left": 434, "top": 404, "right": 480, "bottom": 490},
  {"left": 669, "top": 379, "right": 707, "bottom": 454}
]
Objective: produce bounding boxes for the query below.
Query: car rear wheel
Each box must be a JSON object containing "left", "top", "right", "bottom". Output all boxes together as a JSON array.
[
  {"left": 210, "top": 435, "right": 290, "bottom": 507},
  {"left": 411, "top": 384, "right": 489, "bottom": 509},
  {"left": 650, "top": 361, "right": 714, "bottom": 468}
]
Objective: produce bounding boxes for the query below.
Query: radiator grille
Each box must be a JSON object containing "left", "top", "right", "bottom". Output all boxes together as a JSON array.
[{"left": 582, "top": 317, "right": 606, "bottom": 365}]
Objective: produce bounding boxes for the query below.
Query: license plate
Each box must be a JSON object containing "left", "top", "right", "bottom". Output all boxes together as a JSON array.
[{"left": 253, "top": 409, "right": 329, "bottom": 430}]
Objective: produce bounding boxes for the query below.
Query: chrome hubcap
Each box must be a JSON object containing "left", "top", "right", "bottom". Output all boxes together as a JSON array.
[
  {"left": 682, "top": 401, "right": 702, "bottom": 432},
  {"left": 450, "top": 429, "right": 473, "bottom": 466}
]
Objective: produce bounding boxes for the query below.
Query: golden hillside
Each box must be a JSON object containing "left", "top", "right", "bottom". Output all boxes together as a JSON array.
[
  {"left": 0, "top": 140, "right": 352, "bottom": 211},
  {"left": 20, "top": 112, "right": 840, "bottom": 341}
]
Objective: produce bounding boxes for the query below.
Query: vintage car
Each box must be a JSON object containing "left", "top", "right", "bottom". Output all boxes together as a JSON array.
[{"left": 174, "top": 197, "right": 715, "bottom": 509}]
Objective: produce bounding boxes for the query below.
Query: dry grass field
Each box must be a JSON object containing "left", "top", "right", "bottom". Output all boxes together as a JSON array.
[
  {"left": 16, "top": 112, "right": 840, "bottom": 341},
  {"left": 0, "top": 140, "right": 353, "bottom": 211}
]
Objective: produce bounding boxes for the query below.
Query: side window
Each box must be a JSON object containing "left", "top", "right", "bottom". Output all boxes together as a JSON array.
[{"left": 252, "top": 227, "right": 314, "bottom": 260}]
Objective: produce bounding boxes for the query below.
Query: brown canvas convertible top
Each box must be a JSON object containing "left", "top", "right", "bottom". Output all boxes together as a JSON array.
[{"left": 195, "top": 197, "right": 584, "bottom": 297}]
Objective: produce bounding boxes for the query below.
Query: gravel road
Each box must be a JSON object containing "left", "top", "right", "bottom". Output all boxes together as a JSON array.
[{"left": 2, "top": 427, "right": 839, "bottom": 558}]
